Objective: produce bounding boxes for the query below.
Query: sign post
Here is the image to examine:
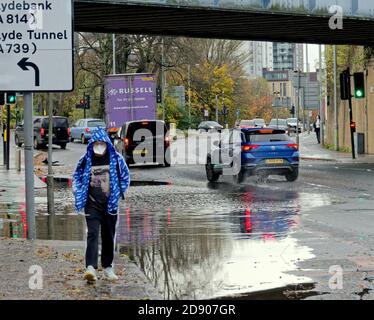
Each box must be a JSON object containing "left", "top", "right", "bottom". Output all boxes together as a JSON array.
[{"left": 0, "top": 0, "right": 73, "bottom": 239}]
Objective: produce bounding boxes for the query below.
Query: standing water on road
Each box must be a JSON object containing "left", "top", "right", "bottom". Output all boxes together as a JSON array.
[
  {"left": 0, "top": 175, "right": 331, "bottom": 299},
  {"left": 116, "top": 181, "right": 330, "bottom": 299}
]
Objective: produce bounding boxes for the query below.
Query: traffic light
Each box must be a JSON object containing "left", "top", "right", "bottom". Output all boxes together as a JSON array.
[
  {"left": 156, "top": 88, "right": 162, "bottom": 103},
  {"left": 350, "top": 121, "right": 356, "bottom": 132},
  {"left": 340, "top": 71, "right": 350, "bottom": 100},
  {"left": 85, "top": 95, "right": 91, "bottom": 109},
  {"left": 6, "top": 92, "right": 16, "bottom": 104},
  {"left": 353, "top": 72, "right": 365, "bottom": 99},
  {"left": 0, "top": 93, "right": 5, "bottom": 106}
]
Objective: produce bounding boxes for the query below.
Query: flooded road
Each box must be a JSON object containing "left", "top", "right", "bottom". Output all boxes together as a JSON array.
[
  {"left": 116, "top": 181, "right": 330, "bottom": 299},
  {"left": 3, "top": 141, "right": 374, "bottom": 300},
  {"left": 0, "top": 168, "right": 334, "bottom": 299}
]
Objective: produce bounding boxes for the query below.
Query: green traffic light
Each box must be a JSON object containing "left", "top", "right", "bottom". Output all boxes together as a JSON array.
[
  {"left": 356, "top": 90, "right": 363, "bottom": 98},
  {"left": 6, "top": 92, "right": 16, "bottom": 104}
]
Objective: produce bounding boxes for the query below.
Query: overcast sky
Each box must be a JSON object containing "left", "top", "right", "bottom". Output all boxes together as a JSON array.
[{"left": 306, "top": 44, "right": 324, "bottom": 72}]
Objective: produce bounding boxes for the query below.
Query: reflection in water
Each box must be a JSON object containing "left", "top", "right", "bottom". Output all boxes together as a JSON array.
[
  {"left": 117, "top": 186, "right": 318, "bottom": 300},
  {"left": 1, "top": 181, "right": 330, "bottom": 299},
  {"left": 0, "top": 202, "right": 28, "bottom": 239},
  {"left": 118, "top": 210, "right": 228, "bottom": 300},
  {"left": 36, "top": 214, "right": 85, "bottom": 241},
  {"left": 0, "top": 212, "right": 85, "bottom": 241}
]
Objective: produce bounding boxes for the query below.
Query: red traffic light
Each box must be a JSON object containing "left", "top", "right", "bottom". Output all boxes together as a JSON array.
[
  {"left": 350, "top": 121, "right": 356, "bottom": 131},
  {"left": 80, "top": 99, "right": 86, "bottom": 105}
]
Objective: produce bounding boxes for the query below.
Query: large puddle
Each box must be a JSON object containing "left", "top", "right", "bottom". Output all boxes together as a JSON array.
[{"left": 0, "top": 179, "right": 332, "bottom": 299}]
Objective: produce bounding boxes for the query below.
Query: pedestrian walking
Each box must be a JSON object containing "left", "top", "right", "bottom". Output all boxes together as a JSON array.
[
  {"left": 313, "top": 115, "right": 321, "bottom": 144},
  {"left": 73, "top": 127, "right": 130, "bottom": 282}
]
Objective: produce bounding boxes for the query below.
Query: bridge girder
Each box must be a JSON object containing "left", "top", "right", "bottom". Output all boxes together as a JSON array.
[{"left": 74, "top": 1, "right": 374, "bottom": 45}]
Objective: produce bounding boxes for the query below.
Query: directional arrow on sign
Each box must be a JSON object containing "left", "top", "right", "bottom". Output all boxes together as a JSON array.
[{"left": 17, "top": 58, "right": 40, "bottom": 87}]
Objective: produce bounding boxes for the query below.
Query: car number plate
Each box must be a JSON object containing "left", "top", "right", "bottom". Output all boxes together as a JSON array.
[
  {"left": 266, "top": 159, "right": 284, "bottom": 164},
  {"left": 133, "top": 149, "right": 148, "bottom": 155}
]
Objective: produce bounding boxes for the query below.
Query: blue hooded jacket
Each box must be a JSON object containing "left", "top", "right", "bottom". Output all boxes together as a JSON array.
[{"left": 73, "top": 127, "right": 130, "bottom": 215}]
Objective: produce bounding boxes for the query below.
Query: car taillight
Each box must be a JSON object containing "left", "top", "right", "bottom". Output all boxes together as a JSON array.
[
  {"left": 68, "top": 128, "right": 71, "bottom": 137},
  {"left": 124, "top": 138, "right": 129, "bottom": 149},
  {"left": 85, "top": 128, "right": 90, "bottom": 133},
  {"left": 165, "top": 136, "right": 170, "bottom": 146},
  {"left": 242, "top": 145, "right": 259, "bottom": 152},
  {"left": 287, "top": 143, "right": 299, "bottom": 150},
  {"left": 40, "top": 128, "right": 45, "bottom": 137}
]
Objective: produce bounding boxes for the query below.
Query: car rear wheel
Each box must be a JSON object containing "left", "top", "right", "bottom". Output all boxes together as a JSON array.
[
  {"left": 206, "top": 157, "right": 220, "bottom": 182},
  {"left": 60, "top": 143, "right": 67, "bottom": 150},
  {"left": 285, "top": 168, "right": 298, "bottom": 182},
  {"left": 81, "top": 134, "right": 87, "bottom": 144},
  {"left": 70, "top": 137, "right": 74, "bottom": 142},
  {"left": 164, "top": 154, "right": 171, "bottom": 167}
]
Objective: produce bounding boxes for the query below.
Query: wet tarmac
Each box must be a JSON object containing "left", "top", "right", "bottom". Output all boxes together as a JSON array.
[{"left": 0, "top": 174, "right": 332, "bottom": 300}]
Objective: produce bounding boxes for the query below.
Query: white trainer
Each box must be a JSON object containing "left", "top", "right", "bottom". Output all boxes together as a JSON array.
[
  {"left": 84, "top": 265, "right": 97, "bottom": 282},
  {"left": 104, "top": 267, "right": 119, "bottom": 281}
]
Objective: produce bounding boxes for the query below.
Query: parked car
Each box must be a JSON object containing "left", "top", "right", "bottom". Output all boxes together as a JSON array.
[
  {"left": 268, "top": 119, "right": 289, "bottom": 132},
  {"left": 237, "top": 120, "right": 256, "bottom": 129},
  {"left": 70, "top": 118, "right": 106, "bottom": 144},
  {"left": 198, "top": 121, "right": 223, "bottom": 133},
  {"left": 205, "top": 128, "right": 299, "bottom": 183},
  {"left": 287, "top": 118, "right": 302, "bottom": 133},
  {"left": 15, "top": 116, "right": 70, "bottom": 149},
  {"left": 252, "top": 118, "right": 266, "bottom": 128},
  {"left": 115, "top": 120, "right": 171, "bottom": 167}
]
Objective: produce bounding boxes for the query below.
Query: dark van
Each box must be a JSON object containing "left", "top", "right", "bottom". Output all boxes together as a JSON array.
[
  {"left": 115, "top": 120, "right": 171, "bottom": 167},
  {"left": 15, "top": 116, "right": 70, "bottom": 149}
]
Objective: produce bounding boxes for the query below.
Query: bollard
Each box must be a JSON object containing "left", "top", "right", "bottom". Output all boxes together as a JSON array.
[{"left": 15, "top": 148, "right": 21, "bottom": 172}]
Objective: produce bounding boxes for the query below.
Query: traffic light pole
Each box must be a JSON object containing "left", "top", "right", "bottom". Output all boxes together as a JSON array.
[
  {"left": 83, "top": 92, "right": 86, "bottom": 118},
  {"left": 6, "top": 103, "right": 10, "bottom": 170},
  {"left": 347, "top": 68, "right": 356, "bottom": 160}
]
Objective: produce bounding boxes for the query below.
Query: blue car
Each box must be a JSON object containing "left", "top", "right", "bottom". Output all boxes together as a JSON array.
[
  {"left": 70, "top": 118, "right": 106, "bottom": 144},
  {"left": 206, "top": 128, "right": 299, "bottom": 183}
]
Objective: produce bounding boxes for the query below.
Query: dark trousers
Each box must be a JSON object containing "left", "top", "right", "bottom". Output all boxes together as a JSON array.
[
  {"left": 85, "top": 206, "right": 117, "bottom": 269},
  {"left": 315, "top": 128, "right": 321, "bottom": 144}
]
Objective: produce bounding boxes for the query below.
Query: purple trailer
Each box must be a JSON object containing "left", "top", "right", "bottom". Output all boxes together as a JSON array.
[{"left": 105, "top": 73, "right": 157, "bottom": 128}]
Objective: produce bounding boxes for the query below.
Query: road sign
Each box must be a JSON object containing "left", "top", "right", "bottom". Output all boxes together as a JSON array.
[{"left": 0, "top": 0, "right": 73, "bottom": 92}]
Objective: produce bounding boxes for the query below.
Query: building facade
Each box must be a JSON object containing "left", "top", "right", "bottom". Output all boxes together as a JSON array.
[
  {"left": 273, "top": 43, "right": 304, "bottom": 71},
  {"left": 243, "top": 41, "right": 273, "bottom": 79},
  {"left": 263, "top": 69, "right": 295, "bottom": 107}
]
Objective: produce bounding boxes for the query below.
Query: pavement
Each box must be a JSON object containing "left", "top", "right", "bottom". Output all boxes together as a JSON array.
[
  {"left": 0, "top": 238, "right": 161, "bottom": 300},
  {"left": 299, "top": 132, "right": 374, "bottom": 164}
]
